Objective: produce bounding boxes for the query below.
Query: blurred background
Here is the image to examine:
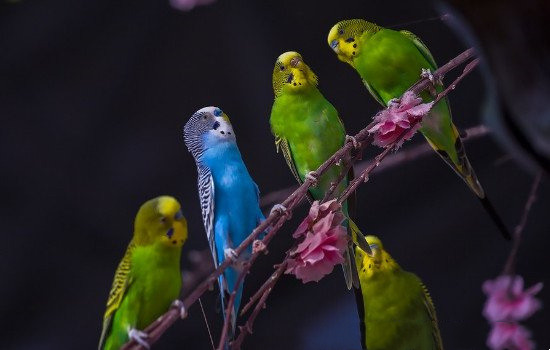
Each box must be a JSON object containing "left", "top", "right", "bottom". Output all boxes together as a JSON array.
[{"left": 1, "top": 0, "right": 548, "bottom": 349}]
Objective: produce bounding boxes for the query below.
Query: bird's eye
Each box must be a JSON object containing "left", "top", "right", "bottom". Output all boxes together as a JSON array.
[
  {"left": 280, "top": 65, "right": 285, "bottom": 71},
  {"left": 166, "top": 228, "right": 174, "bottom": 238},
  {"left": 175, "top": 210, "right": 183, "bottom": 220},
  {"left": 338, "top": 29, "right": 344, "bottom": 35},
  {"left": 160, "top": 216, "right": 167, "bottom": 223}
]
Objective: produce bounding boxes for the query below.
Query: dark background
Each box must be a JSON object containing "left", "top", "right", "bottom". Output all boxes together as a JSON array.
[{"left": 1, "top": 0, "right": 548, "bottom": 349}]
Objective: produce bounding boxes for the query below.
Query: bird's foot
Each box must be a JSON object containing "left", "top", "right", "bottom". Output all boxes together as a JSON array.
[
  {"left": 345, "top": 135, "right": 360, "bottom": 149},
  {"left": 252, "top": 239, "right": 267, "bottom": 254},
  {"left": 224, "top": 248, "right": 238, "bottom": 262},
  {"left": 305, "top": 171, "right": 319, "bottom": 187},
  {"left": 270, "top": 203, "right": 291, "bottom": 219},
  {"left": 387, "top": 98, "right": 400, "bottom": 108},
  {"left": 128, "top": 328, "right": 150, "bottom": 349},
  {"left": 421, "top": 68, "right": 435, "bottom": 84},
  {"left": 172, "top": 299, "right": 188, "bottom": 319}
]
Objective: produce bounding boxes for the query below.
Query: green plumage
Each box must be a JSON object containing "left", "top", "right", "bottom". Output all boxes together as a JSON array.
[
  {"left": 328, "top": 20, "right": 484, "bottom": 197},
  {"left": 329, "top": 20, "right": 511, "bottom": 239},
  {"left": 270, "top": 51, "right": 369, "bottom": 289},
  {"left": 356, "top": 236, "right": 443, "bottom": 350},
  {"left": 99, "top": 196, "right": 188, "bottom": 350}
]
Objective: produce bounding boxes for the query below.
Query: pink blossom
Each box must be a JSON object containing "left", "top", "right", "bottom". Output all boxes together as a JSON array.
[
  {"left": 482, "top": 275, "right": 543, "bottom": 322},
  {"left": 487, "top": 322, "right": 534, "bottom": 350},
  {"left": 368, "top": 91, "right": 434, "bottom": 148},
  {"left": 169, "top": 0, "right": 216, "bottom": 11},
  {"left": 285, "top": 200, "right": 348, "bottom": 283}
]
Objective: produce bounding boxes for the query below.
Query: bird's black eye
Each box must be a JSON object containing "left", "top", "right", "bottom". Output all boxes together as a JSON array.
[
  {"left": 338, "top": 29, "right": 344, "bottom": 35},
  {"left": 280, "top": 65, "right": 285, "bottom": 71},
  {"left": 203, "top": 115, "right": 207, "bottom": 120},
  {"left": 160, "top": 216, "right": 167, "bottom": 223}
]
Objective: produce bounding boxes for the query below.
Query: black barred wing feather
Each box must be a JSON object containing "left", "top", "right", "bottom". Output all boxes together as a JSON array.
[
  {"left": 98, "top": 241, "right": 135, "bottom": 350},
  {"left": 197, "top": 164, "right": 217, "bottom": 268},
  {"left": 421, "top": 283, "right": 444, "bottom": 350}
]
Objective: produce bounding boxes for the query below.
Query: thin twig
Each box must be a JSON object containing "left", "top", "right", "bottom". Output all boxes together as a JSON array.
[
  {"left": 240, "top": 260, "right": 289, "bottom": 316},
  {"left": 198, "top": 298, "right": 215, "bottom": 350},
  {"left": 231, "top": 262, "right": 288, "bottom": 350},
  {"left": 216, "top": 269, "right": 248, "bottom": 350},
  {"left": 502, "top": 171, "right": 543, "bottom": 275},
  {"left": 232, "top": 53, "right": 480, "bottom": 349},
  {"left": 121, "top": 47, "right": 478, "bottom": 350}
]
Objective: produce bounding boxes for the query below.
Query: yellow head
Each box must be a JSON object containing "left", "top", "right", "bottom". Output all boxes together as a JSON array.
[
  {"left": 327, "top": 19, "right": 379, "bottom": 65},
  {"left": 355, "top": 235, "right": 400, "bottom": 278},
  {"left": 272, "top": 51, "right": 318, "bottom": 97},
  {"left": 133, "top": 196, "right": 188, "bottom": 248}
]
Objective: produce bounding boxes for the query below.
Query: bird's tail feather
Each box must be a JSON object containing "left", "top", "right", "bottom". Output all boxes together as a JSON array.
[{"left": 427, "top": 130, "right": 511, "bottom": 239}]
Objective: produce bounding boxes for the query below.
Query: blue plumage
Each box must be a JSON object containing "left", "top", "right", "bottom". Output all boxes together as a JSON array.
[{"left": 184, "top": 106, "right": 264, "bottom": 340}]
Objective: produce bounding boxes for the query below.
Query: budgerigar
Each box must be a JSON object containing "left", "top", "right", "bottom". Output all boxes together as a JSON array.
[
  {"left": 355, "top": 235, "right": 444, "bottom": 350},
  {"left": 184, "top": 106, "right": 265, "bottom": 341},
  {"left": 98, "top": 196, "right": 188, "bottom": 350},
  {"left": 328, "top": 19, "right": 510, "bottom": 239},
  {"left": 270, "top": 51, "right": 370, "bottom": 290}
]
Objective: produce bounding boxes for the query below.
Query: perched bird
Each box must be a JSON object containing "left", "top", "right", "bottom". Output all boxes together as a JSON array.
[
  {"left": 98, "top": 196, "right": 188, "bottom": 350},
  {"left": 184, "top": 106, "right": 265, "bottom": 340},
  {"left": 270, "top": 51, "right": 370, "bottom": 290},
  {"left": 327, "top": 19, "right": 510, "bottom": 239},
  {"left": 355, "top": 235, "right": 444, "bottom": 350}
]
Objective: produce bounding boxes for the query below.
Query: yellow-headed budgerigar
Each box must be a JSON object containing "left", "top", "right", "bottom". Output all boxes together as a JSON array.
[
  {"left": 328, "top": 19, "right": 510, "bottom": 239},
  {"left": 270, "top": 51, "right": 371, "bottom": 290},
  {"left": 98, "top": 196, "right": 188, "bottom": 350},
  {"left": 355, "top": 235, "right": 444, "bottom": 350},
  {"left": 184, "top": 106, "right": 265, "bottom": 342}
]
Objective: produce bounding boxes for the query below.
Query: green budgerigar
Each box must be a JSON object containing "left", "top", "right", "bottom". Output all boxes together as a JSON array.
[
  {"left": 355, "top": 235, "right": 444, "bottom": 350},
  {"left": 270, "top": 51, "right": 369, "bottom": 290},
  {"left": 98, "top": 196, "right": 188, "bottom": 350},
  {"left": 328, "top": 20, "right": 510, "bottom": 239}
]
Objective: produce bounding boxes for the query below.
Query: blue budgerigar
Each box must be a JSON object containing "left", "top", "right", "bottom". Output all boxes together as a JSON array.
[{"left": 184, "top": 106, "right": 265, "bottom": 341}]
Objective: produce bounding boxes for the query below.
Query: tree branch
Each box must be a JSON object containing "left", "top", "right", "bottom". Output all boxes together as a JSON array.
[
  {"left": 121, "top": 47, "right": 478, "bottom": 350},
  {"left": 230, "top": 53, "right": 480, "bottom": 349},
  {"left": 502, "top": 171, "right": 543, "bottom": 275}
]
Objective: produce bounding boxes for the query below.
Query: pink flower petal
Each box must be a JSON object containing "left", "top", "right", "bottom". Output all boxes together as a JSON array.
[{"left": 487, "top": 322, "right": 534, "bottom": 350}]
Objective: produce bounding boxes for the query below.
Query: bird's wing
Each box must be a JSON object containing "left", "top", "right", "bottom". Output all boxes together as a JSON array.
[
  {"left": 421, "top": 283, "right": 444, "bottom": 350},
  {"left": 361, "top": 78, "right": 386, "bottom": 106},
  {"left": 275, "top": 135, "right": 313, "bottom": 202},
  {"left": 98, "top": 241, "right": 136, "bottom": 350},
  {"left": 400, "top": 30, "right": 438, "bottom": 70},
  {"left": 198, "top": 164, "right": 218, "bottom": 268}
]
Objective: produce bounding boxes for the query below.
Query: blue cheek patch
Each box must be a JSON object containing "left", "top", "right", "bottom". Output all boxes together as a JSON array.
[
  {"left": 213, "top": 108, "right": 222, "bottom": 117},
  {"left": 330, "top": 40, "right": 339, "bottom": 49},
  {"left": 166, "top": 228, "right": 174, "bottom": 239}
]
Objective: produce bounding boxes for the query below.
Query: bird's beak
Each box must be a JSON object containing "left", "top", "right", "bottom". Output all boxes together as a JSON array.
[{"left": 330, "top": 39, "right": 339, "bottom": 52}]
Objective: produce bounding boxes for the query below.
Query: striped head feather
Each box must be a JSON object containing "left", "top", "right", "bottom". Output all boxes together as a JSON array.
[{"left": 328, "top": 19, "right": 380, "bottom": 65}]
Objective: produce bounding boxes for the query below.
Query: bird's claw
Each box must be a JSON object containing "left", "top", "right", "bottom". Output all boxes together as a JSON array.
[
  {"left": 345, "top": 135, "right": 360, "bottom": 149},
  {"left": 128, "top": 328, "right": 150, "bottom": 349},
  {"left": 388, "top": 97, "right": 401, "bottom": 107},
  {"left": 224, "top": 248, "right": 238, "bottom": 262},
  {"left": 421, "top": 68, "right": 435, "bottom": 84},
  {"left": 305, "top": 171, "right": 319, "bottom": 186},
  {"left": 270, "top": 203, "right": 286, "bottom": 216},
  {"left": 172, "top": 299, "right": 188, "bottom": 319},
  {"left": 252, "top": 239, "right": 267, "bottom": 254}
]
